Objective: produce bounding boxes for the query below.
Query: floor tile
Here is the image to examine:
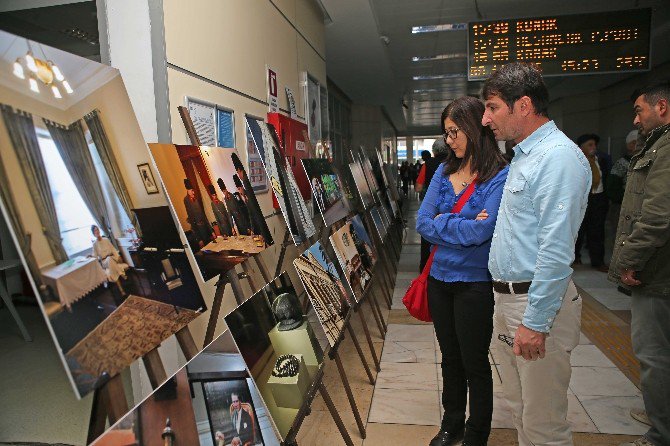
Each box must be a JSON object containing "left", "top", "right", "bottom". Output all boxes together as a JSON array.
[
  {"left": 381, "top": 341, "right": 436, "bottom": 364},
  {"left": 579, "top": 332, "right": 593, "bottom": 345},
  {"left": 579, "top": 396, "right": 648, "bottom": 435},
  {"left": 363, "top": 423, "right": 440, "bottom": 445},
  {"left": 570, "top": 367, "right": 641, "bottom": 397},
  {"left": 391, "top": 297, "right": 405, "bottom": 310},
  {"left": 567, "top": 394, "right": 599, "bottom": 433},
  {"left": 571, "top": 345, "right": 616, "bottom": 367},
  {"left": 385, "top": 324, "right": 435, "bottom": 342},
  {"left": 376, "top": 362, "right": 437, "bottom": 391},
  {"left": 368, "top": 388, "right": 441, "bottom": 426}
]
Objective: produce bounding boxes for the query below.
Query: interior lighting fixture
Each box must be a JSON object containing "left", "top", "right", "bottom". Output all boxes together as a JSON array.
[
  {"left": 412, "top": 53, "right": 467, "bottom": 62},
  {"left": 11, "top": 41, "right": 73, "bottom": 99},
  {"left": 413, "top": 73, "right": 467, "bottom": 81},
  {"left": 412, "top": 23, "right": 467, "bottom": 34}
]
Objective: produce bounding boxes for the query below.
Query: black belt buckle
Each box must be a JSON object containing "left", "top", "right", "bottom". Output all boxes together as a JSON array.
[{"left": 493, "top": 280, "right": 531, "bottom": 294}]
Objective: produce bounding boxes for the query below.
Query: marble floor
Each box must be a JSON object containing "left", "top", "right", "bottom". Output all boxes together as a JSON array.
[{"left": 296, "top": 195, "right": 649, "bottom": 445}]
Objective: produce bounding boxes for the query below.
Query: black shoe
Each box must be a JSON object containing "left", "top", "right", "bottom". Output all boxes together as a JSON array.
[{"left": 429, "top": 429, "right": 464, "bottom": 446}]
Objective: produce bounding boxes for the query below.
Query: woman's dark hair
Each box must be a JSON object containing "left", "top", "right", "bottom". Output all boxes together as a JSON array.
[
  {"left": 481, "top": 62, "right": 549, "bottom": 117},
  {"left": 441, "top": 96, "right": 507, "bottom": 183}
]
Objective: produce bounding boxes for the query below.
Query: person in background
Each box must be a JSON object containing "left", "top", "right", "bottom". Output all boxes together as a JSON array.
[
  {"left": 183, "top": 178, "right": 215, "bottom": 247},
  {"left": 417, "top": 96, "right": 508, "bottom": 446},
  {"left": 400, "top": 161, "right": 410, "bottom": 196},
  {"left": 482, "top": 62, "right": 590, "bottom": 446},
  {"left": 417, "top": 140, "right": 450, "bottom": 271},
  {"left": 415, "top": 150, "right": 433, "bottom": 200},
  {"left": 207, "top": 184, "right": 234, "bottom": 237},
  {"left": 91, "top": 225, "right": 129, "bottom": 296},
  {"left": 609, "top": 83, "right": 670, "bottom": 446},
  {"left": 574, "top": 134, "right": 612, "bottom": 272},
  {"left": 607, "top": 129, "right": 640, "bottom": 205}
]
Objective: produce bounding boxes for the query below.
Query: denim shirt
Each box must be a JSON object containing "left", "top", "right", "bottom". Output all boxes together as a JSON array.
[
  {"left": 416, "top": 164, "right": 509, "bottom": 283},
  {"left": 489, "top": 121, "right": 591, "bottom": 333}
]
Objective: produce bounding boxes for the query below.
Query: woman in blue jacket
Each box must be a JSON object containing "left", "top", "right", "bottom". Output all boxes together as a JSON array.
[{"left": 417, "top": 96, "right": 508, "bottom": 446}]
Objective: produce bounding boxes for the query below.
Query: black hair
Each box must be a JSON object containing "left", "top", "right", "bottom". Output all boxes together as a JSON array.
[
  {"left": 91, "top": 225, "right": 98, "bottom": 235},
  {"left": 421, "top": 150, "right": 431, "bottom": 161},
  {"left": 631, "top": 82, "right": 670, "bottom": 105},
  {"left": 481, "top": 62, "right": 549, "bottom": 117},
  {"left": 441, "top": 96, "right": 507, "bottom": 183}
]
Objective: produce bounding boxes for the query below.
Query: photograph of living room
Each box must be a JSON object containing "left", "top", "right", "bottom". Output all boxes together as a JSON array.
[
  {"left": 224, "top": 272, "right": 327, "bottom": 440},
  {"left": 293, "top": 241, "right": 351, "bottom": 347},
  {"left": 245, "top": 117, "right": 316, "bottom": 246},
  {"left": 0, "top": 30, "right": 208, "bottom": 398},
  {"left": 329, "top": 216, "right": 377, "bottom": 302},
  {"left": 93, "top": 330, "right": 279, "bottom": 446},
  {"left": 148, "top": 144, "right": 274, "bottom": 282},
  {"left": 301, "top": 158, "right": 351, "bottom": 227}
]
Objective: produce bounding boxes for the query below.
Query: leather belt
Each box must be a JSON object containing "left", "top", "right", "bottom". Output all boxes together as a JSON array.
[{"left": 492, "top": 280, "right": 532, "bottom": 294}]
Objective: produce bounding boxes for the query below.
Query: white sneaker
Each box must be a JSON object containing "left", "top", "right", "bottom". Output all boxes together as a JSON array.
[
  {"left": 630, "top": 408, "right": 652, "bottom": 426},
  {"left": 619, "top": 437, "right": 654, "bottom": 446}
]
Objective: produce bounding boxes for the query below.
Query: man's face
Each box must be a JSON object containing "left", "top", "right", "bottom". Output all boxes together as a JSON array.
[
  {"left": 580, "top": 139, "right": 598, "bottom": 157},
  {"left": 633, "top": 95, "right": 666, "bottom": 136},
  {"left": 482, "top": 95, "right": 523, "bottom": 143},
  {"left": 187, "top": 189, "right": 196, "bottom": 199},
  {"left": 626, "top": 140, "right": 638, "bottom": 155},
  {"left": 232, "top": 395, "right": 240, "bottom": 410},
  {"left": 210, "top": 193, "right": 218, "bottom": 201}
]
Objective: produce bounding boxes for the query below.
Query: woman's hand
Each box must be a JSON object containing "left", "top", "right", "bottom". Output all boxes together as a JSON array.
[{"left": 475, "top": 209, "right": 489, "bottom": 221}]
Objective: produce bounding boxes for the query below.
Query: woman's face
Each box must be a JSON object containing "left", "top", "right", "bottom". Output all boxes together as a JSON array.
[
  {"left": 444, "top": 117, "right": 468, "bottom": 159},
  {"left": 93, "top": 226, "right": 100, "bottom": 238}
]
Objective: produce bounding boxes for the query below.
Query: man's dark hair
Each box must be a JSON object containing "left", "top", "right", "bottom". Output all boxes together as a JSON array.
[
  {"left": 481, "top": 62, "right": 549, "bottom": 117},
  {"left": 631, "top": 82, "right": 670, "bottom": 105},
  {"left": 421, "top": 150, "right": 431, "bottom": 161}
]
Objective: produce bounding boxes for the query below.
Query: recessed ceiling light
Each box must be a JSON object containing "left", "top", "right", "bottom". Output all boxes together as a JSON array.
[
  {"left": 412, "top": 53, "right": 467, "bottom": 62},
  {"left": 413, "top": 74, "right": 466, "bottom": 81},
  {"left": 412, "top": 23, "right": 467, "bottom": 34},
  {"left": 412, "top": 88, "right": 439, "bottom": 93}
]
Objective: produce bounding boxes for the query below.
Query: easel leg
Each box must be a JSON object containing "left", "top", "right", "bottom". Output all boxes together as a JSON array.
[
  {"left": 254, "top": 256, "right": 273, "bottom": 283},
  {"left": 346, "top": 323, "right": 375, "bottom": 385},
  {"left": 319, "top": 383, "right": 355, "bottom": 446},
  {"left": 366, "top": 296, "right": 385, "bottom": 339},
  {"left": 240, "top": 262, "right": 258, "bottom": 291},
  {"left": 203, "top": 273, "right": 229, "bottom": 347},
  {"left": 357, "top": 306, "right": 381, "bottom": 372},
  {"left": 175, "top": 326, "right": 198, "bottom": 360},
  {"left": 87, "top": 374, "right": 129, "bottom": 443},
  {"left": 370, "top": 290, "right": 388, "bottom": 334},
  {"left": 334, "top": 351, "right": 366, "bottom": 439},
  {"left": 0, "top": 279, "right": 31, "bottom": 341},
  {"left": 142, "top": 348, "right": 167, "bottom": 388},
  {"left": 274, "top": 231, "right": 292, "bottom": 280}
]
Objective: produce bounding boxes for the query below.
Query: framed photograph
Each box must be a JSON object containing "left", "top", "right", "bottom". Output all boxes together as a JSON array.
[
  {"left": 245, "top": 114, "right": 268, "bottom": 194},
  {"left": 329, "top": 217, "right": 377, "bottom": 302},
  {"left": 302, "top": 72, "right": 321, "bottom": 148},
  {"left": 137, "top": 163, "right": 159, "bottom": 194},
  {"left": 202, "top": 378, "right": 265, "bottom": 446},
  {"left": 302, "top": 158, "right": 351, "bottom": 227}
]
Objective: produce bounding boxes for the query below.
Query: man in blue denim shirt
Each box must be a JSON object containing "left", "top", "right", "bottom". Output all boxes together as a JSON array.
[{"left": 481, "top": 63, "right": 591, "bottom": 446}]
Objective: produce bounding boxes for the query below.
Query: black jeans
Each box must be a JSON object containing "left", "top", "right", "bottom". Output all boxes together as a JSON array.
[
  {"left": 575, "top": 191, "right": 609, "bottom": 267},
  {"left": 427, "top": 277, "right": 494, "bottom": 445}
]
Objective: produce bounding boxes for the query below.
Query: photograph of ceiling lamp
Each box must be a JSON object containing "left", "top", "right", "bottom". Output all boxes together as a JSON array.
[{"left": 10, "top": 40, "right": 73, "bottom": 98}]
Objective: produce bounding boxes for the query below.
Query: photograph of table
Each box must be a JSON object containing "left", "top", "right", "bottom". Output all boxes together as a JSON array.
[{"left": 41, "top": 257, "right": 107, "bottom": 309}]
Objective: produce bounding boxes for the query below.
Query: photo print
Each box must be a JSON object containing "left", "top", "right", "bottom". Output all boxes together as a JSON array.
[
  {"left": 93, "top": 330, "right": 279, "bottom": 446},
  {"left": 0, "top": 30, "right": 206, "bottom": 398},
  {"left": 301, "top": 158, "right": 351, "bottom": 227},
  {"left": 348, "top": 161, "right": 374, "bottom": 210},
  {"left": 245, "top": 117, "right": 316, "bottom": 245},
  {"left": 225, "top": 272, "right": 327, "bottom": 440},
  {"left": 293, "top": 241, "right": 352, "bottom": 347},
  {"left": 370, "top": 207, "right": 387, "bottom": 240},
  {"left": 329, "top": 216, "right": 377, "bottom": 301},
  {"left": 148, "top": 144, "right": 274, "bottom": 282}
]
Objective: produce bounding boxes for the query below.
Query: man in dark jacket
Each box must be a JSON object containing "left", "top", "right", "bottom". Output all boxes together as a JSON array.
[
  {"left": 231, "top": 152, "right": 274, "bottom": 244},
  {"left": 574, "top": 133, "right": 612, "bottom": 271},
  {"left": 609, "top": 83, "right": 670, "bottom": 446}
]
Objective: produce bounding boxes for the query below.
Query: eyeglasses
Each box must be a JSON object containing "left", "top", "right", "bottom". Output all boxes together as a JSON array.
[{"left": 443, "top": 127, "right": 460, "bottom": 143}]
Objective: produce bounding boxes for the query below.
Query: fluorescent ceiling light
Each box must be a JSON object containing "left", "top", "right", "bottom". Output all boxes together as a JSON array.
[
  {"left": 412, "top": 23, "right": 467, "bottom": 34},
  {"left": 412, "top": 53, "right": 467, "bottom": 62},
  {"left": 413, "top": 74, "right": 466, "bottom": 81}
]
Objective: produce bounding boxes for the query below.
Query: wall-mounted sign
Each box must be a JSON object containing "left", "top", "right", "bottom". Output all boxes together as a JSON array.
[
  {"left": 267, "top": 66, "right": 278, "bottom": 112},
  {"left": 286, "top": 86, "right": 298, "bottom": 119},
  {"left": 467, "top": 8, "right": 651, "bottom": 80}
]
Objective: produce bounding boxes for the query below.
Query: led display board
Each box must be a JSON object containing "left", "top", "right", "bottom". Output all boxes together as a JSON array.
[{"left": 467, "top": 8, "right": 651, "bottom": 80}]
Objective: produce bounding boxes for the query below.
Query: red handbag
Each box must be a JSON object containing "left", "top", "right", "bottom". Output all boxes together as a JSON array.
[{"left": 403, "top": 179, "right": 478, "bottom": 322}]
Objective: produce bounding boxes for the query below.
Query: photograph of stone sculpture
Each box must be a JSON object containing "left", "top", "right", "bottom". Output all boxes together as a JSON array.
[
  {"left": 293, "top": 241, "right": 351, "bottom": 347},
  {"left": 329, "top": 216, "right": 377, "bottom": 302},
  {"left": 148, "top": 144, "right": 274, "bottom": 282},
  {"left": 301, "top": 158, "right": 351, "bottom": 227},
  {"left": 224, "top": 272, "right": 327, "bottom": 440},
  {"left": 245, "top": 117, "right": 316, "bottom": 245},
  {"left": 0, "top": 30, "right": 206, "bottom": 398}
]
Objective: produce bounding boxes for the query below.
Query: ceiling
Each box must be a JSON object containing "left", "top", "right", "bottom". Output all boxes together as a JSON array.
[
  {"left": 0, "top": 28, "right": 116, "bottom": 110},
  {"left": 322, "top": 0, "right": 670, "bottom": 136}
]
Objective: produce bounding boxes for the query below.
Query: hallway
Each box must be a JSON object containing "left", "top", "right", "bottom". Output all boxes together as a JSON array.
[{"left": 297, "top": 195, "right": 649, "bottom": 445}]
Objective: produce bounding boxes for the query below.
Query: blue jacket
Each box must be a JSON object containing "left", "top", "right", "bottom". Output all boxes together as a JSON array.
[{"left": 416, "top": 164, "right": 509, "bottom": 283}]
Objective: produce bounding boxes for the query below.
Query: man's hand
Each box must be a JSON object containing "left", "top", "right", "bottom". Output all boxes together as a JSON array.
[
  {"left": 513, "top": 324, "right": 547, "bottom": 361},
  {"left": 620, "top": 268, "right": 642, "bottom": 287}
]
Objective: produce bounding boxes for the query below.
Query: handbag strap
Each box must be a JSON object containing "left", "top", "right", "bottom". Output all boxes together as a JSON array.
[{"left": 422, "top": 177, "right": 478, "bottom": 277}]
